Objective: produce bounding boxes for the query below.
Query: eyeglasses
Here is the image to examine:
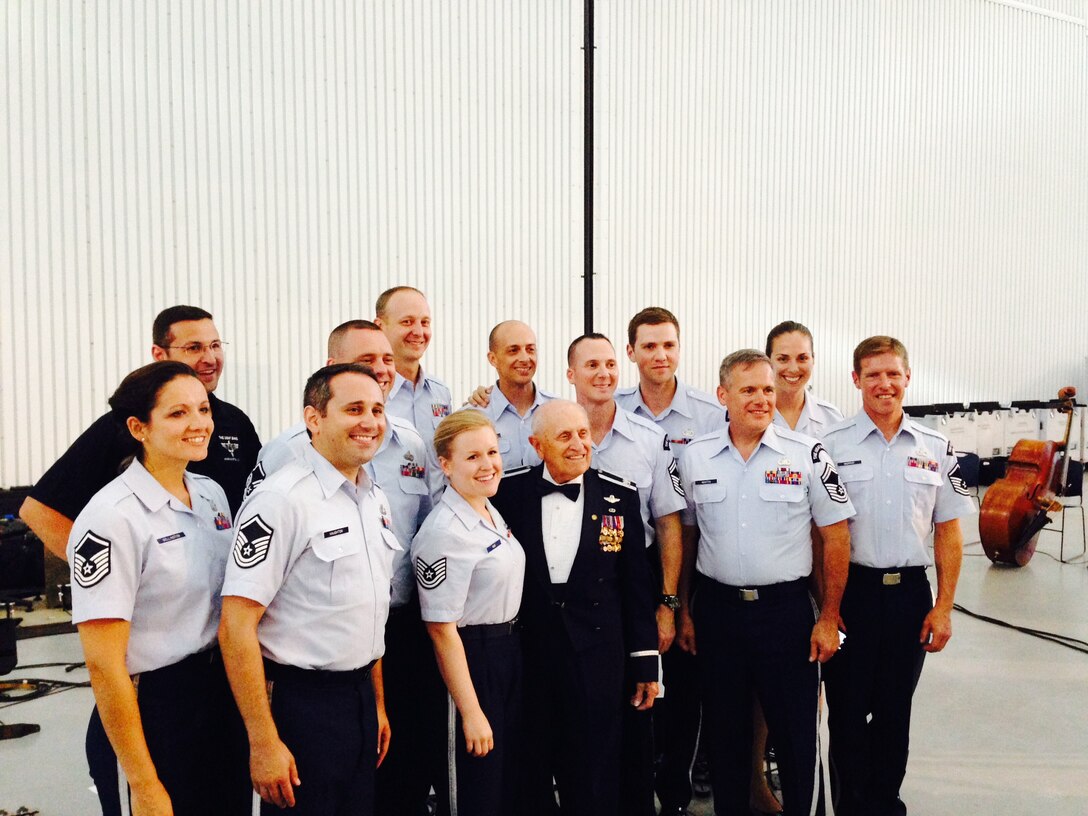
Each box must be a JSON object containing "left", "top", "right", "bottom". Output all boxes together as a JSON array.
[{"left": 166, "top": 341, "right": 228, "bottom": 356}]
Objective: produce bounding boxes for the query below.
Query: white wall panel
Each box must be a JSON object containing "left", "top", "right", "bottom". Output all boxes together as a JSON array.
[
  {"left": 597, "top": 0, "right": 1087, "bottom": 417},
  {"left": 1, "top": 1, "right": 583, "bottom": 487}
]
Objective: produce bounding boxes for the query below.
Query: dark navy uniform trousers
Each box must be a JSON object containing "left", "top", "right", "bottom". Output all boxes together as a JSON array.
[
  {"left": 263, "top": 659, "right": 378, "bottom": 816},
  {"left": 86, "top": 648, "right": 249, "bottom": 816},
  {"left": 825, "top": 564, "right": 931, "bottom": 816},
  {"left": 693, "top": 576, "right": 823, "bottom": 816}
]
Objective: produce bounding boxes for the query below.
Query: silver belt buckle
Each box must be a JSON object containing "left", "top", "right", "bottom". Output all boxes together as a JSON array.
[
  {"left": 882, "top": 572, "right": 901, "bottom": 586},
  {"left": 740, "top": 588, "right": 760, "bottom": 601}
]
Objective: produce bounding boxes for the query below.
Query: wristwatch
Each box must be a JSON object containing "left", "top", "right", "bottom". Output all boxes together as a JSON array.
[{"left": 659, "top": 593, "right": 681, "bottom": 610}]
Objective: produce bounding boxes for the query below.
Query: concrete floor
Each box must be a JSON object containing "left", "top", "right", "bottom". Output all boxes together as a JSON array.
[{"left": 3, "top": 509, "right": 1087, "bottom": 815}]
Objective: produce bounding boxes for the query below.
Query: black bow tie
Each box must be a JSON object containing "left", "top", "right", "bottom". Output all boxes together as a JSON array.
[{"left": 540, "top": 481, "right": 581, "bottom": 502}]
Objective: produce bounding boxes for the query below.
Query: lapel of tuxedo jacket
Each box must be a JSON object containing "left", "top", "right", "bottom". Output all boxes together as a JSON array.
[
  {"left": 565, "top": 468, "right": 602, "bottom": 588},
  {"left": 518, "top": 466, "right": 552, "bottom": 591}
]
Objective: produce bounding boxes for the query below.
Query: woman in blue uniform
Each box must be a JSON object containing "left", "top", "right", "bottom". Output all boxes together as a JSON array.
[
  {"left": 68, "top": 361, "right": 248, "bottom": 816},
  {"left": 411, "top": 411, "right": 525, "bottom": 816},
  {"left": 767, "top": 320, "right": 845, "bottom": 437}
]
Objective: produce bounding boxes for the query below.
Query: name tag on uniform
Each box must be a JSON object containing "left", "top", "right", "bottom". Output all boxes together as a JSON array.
[
  {"left": 487, "top": 539, "right": 503, "bottom": 553},
  {"left": 839, "top": 460, "right": 862, "bottom": 467},
  {"left": 323, "top": 527, "right": 349, "bottom": 538},
  {"left": 157, "top": 532, "right": 185, "bottom": 544},
  {"left": 693, "top": 478, "right": 718, "bottom": 485}
]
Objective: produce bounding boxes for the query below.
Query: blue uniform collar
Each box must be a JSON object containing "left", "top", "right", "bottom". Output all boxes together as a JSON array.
[
  {"left": 441, "top": 487, "right": 505, "bottom": 539},
  {"left": 490, "top": 381, "right": 552, "bottom": 418},
  {"left": 706, "top": 423, "right": 787, "bottom": 458},
  {"left": 627, "top": 377, "right": 696, "bottom": 421},
  {"left": 851, "top": 410, "right": 921, "bottom": 446},
  {"left": 303, "top": 442, "right": 374, "bottom": 499},
  {"left": 389, "top": 367, "right": 436, "bottom": 400},
  {"left": 121, "top": 459, "right": 201, "bottom": 515},
  {"left": 600, "top": 403, "right": 639, "bottom": 445}
]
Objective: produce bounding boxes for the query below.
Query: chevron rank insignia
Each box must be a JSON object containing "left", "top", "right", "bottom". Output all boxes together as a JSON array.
[
  {"left": 812, "top": 443, "right": 849, "bottom": 504},
  {"left": 668, "top": 460, "right": 685, "bottom": 497},
  {"left": 948, "top": 462, "right": 969, "bottom": 496},
  {"left": 415, "top": 557, "right": 448, "bottom": 590},
  {"left": 243, "top": 462, "right": 267, "bottom": 499},
  {"left": 73, "top": 531, "right": 112, "bottom": 588},
  {"left": 233, "top": 515, "right": 274, "bottom": 569}
]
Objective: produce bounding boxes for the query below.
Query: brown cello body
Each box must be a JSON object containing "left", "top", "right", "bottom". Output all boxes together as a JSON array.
[{"left": 979, "top": 387, "right": 1076, "bottom": 566}]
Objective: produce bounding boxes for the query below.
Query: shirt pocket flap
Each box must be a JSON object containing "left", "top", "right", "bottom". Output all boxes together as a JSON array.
[
  {"left": 498, "top": 435, "right": 513, "bottom": 453},
  {"left": 758, "top": 483, "right": 805, "bottom": 503},
  {"left": 310, "top": 528, "right": 363, "bottom": 562},
  {"left": 692, "top": 480, "right": 727, "bottom": 504},
  {"left": 398, "top": 474, "right": 429, "bottom": 495},
  {"left": 839, "top": 463, "right": 874, "bottom": 483},
  {"left": 903, "top": 466, "right": 942, "bottom": 486}
]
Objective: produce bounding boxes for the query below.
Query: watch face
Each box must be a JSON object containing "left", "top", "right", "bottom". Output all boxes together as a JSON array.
[{"left": 660, "top": 594, "right": 681, "bottom": 610}]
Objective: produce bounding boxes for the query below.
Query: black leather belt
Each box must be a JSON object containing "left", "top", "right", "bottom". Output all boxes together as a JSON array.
[{"left": 459, "top": 619, "right": 520, "bottom": 642}]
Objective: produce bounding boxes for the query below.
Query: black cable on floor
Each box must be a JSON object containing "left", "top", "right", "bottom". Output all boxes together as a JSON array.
[
  {"left": 953, "top": 603, "right": 1088, "bottom": 655},
  {"left": 0, "top": 678, "right": 90, "bottom": 710}
]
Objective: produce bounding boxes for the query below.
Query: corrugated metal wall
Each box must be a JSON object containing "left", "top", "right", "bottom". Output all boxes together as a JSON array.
[
  {"left": 1, "top": 1, "right": 584, "bottom": 486},
  {"left": 2, "top": 1, "right": 1086, "bottom": 486},
  {"left": 596, "top": 0, "right": 1088, "bottom": 414}
]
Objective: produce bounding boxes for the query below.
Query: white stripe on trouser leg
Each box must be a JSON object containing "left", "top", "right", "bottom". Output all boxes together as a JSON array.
[
  {"left": 118, "top": 759, "right": 132, "bottom": 816},
  {"left": 810, "top": 663, "right": 822, "bottom": 816},
  {"left": 447, "top": 691, "right": 459, "bottom": 816}
]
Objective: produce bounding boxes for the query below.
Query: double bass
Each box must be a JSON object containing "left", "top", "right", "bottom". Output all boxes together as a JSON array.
[{"left": 979, "top": 386, "right": 1077, "bottom": 566}]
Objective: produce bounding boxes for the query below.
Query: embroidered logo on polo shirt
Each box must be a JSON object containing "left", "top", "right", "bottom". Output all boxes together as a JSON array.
[
  {"left": 416, "top": 557, "right": 448, "bottom": 589},
  {"left": 233, "top": 515, "right": 274, "bottom": 569},
  {"left": 73, "top": 531, "right": 112, "bottom": 588}
]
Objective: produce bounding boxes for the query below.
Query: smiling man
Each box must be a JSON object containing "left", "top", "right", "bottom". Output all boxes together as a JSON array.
[
  {"left": 491, "top": 400, "right": 658, "bottom": 816},
  {"left": 219, "top": 364, "right": 399, "bottom": 816},
  {"left": 821, "top": 337, "right": 972, "bottom": 816},
  {"left": 20, "top": 305, "right": 261, "bottom": 559},
  {"left": 679, "top": 348, "right": 854, "bottom": 816},
  {"left": 375, "top": 286, "right": 453, "bottom": 449}
]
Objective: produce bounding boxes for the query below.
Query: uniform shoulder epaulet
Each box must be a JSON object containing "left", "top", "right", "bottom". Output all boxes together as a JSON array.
[
  {"left": 822, "top": 416, "right": 857, "bottom": 437},
  {"left": 626, "top": 410, "right": 665, "bottom": 435},
  {"left": 774, "top": 425, "right": 819, "bottom": 445},
  {"left": 598, "top": 469, "right": 637, "bottom": 492},
  {"left": 388, "top": 414, "right": 424, "bottom": 443},
  {"left": 254, "top": 458, "right": 312, "bottom": 495},
  {"left": 685, "top": 387, "right": 722, "bottom": 407},
  {"left": 503, "top": 465, "right": 532, "bottom": 478},
  {"left": 906, "top": 419, "right": 948, "bottom": 443}
]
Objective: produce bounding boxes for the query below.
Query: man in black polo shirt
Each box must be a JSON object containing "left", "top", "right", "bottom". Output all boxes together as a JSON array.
[{"left": 20, "top": 305, "right": 261, "bottom": 560}]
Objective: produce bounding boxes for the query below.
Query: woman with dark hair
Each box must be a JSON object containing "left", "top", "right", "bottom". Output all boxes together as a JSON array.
[
  {"left": 68, "top": 360, "right": 247, "bottom": 816},
  {"left": 410, "top": 410, "right": 525, "bottom": 816},
  {"left": 766, "top": 320, "right": 844, "bottom": 437}
]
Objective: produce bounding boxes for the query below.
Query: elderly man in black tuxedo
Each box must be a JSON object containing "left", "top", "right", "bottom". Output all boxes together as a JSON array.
[{"left": 491, "top": 399, "right": 659, "bottom": 816}]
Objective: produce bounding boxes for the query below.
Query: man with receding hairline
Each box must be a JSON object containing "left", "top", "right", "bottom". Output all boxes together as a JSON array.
[
  {"left": 470, "top": 319, "right": 556, "bottom": 469},
  {"left": 374, "top": 286, "right": 452, "bottom": 449}
]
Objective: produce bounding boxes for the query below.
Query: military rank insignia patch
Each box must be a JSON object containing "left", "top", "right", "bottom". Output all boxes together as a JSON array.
[
  {"left": 668, "top": 460, "right": 685, "bottom": 497},
  {"left": 948, "top": 462, "right": 970, "bottom": 496},
  {"left": 73, "top": 531, "right": 112, "bottom": 588},
  {"left": 243, "top": 462, "right": 267, "bottom": 499},
  {"left": 233, "top": 515, "right": 274, "bottom": 569},
  {"left": 599, "top": 514, "right": 624, "bottom": 552},
  {"left": 416, "top": 556, "right": 448, "bottom": 589},
  {"left": 812, "top": 444, "right": 849, "bottom": 504}
]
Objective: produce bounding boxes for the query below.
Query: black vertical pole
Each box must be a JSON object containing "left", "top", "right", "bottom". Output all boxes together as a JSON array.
[{"left": 583, "top": 0, "right": 595, "bottom": 334}]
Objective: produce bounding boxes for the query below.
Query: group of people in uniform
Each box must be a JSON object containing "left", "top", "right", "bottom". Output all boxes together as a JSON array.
[{"left": 19, "top": 289, "right": 974, "bottom": 816}]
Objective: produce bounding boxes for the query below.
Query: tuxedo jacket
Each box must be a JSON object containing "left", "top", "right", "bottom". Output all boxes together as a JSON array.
[{"left": 492, "top": 465, "right": 658, "bottom": 684}]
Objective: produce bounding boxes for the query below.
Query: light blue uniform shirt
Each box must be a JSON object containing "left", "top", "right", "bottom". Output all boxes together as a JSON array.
[
  {"left": 592, "top": 405, "right": 688, "bottom": 546},
  {"left": 772, "top": 393, "right": 844, "bottom": 439},
  {"left": 616, "top": 378, "right": 726, "bottom": 460},
  {"left": 69, "top": 461, "right": 234, "bottom": 675},
  {"left": 475, "top": 382, "right": 556, "bottom": 469},
  {"left": 249, "top": 417, "right": 436, "bottom": 607},
  {"left": 822, "top": 411, "right": 975, "bottom": 569},
  {"left": 679, "top": 424, "right": 855, "bottom": 586},
  {"left": 222, "top": 444, "right": 400, "bottom": 671},
  {"left": 411, "top": 489, "right": 525, "bottom": 626},
  {"left": 386, "top": 368, "right": 453, "bottom": 449}
]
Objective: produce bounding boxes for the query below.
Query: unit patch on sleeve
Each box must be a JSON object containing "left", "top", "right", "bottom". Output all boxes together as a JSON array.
[
  {"left": 415, "top": 557, "right": 448, "bottom": 590},
  {"left": 948, "top": 462, "right": 970, "bottom": 496},
  {"left": 812, "top": 443, "right": 849, "bottom": 504},
  {"left": 233, "top": 515, "right": 274, "bottom": 569},
  {"left": 668, "top": 460, "right": 685, "bottom": 497},
  {"left": 73, "top": 531, "right": 112, "bottom": 588}
]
